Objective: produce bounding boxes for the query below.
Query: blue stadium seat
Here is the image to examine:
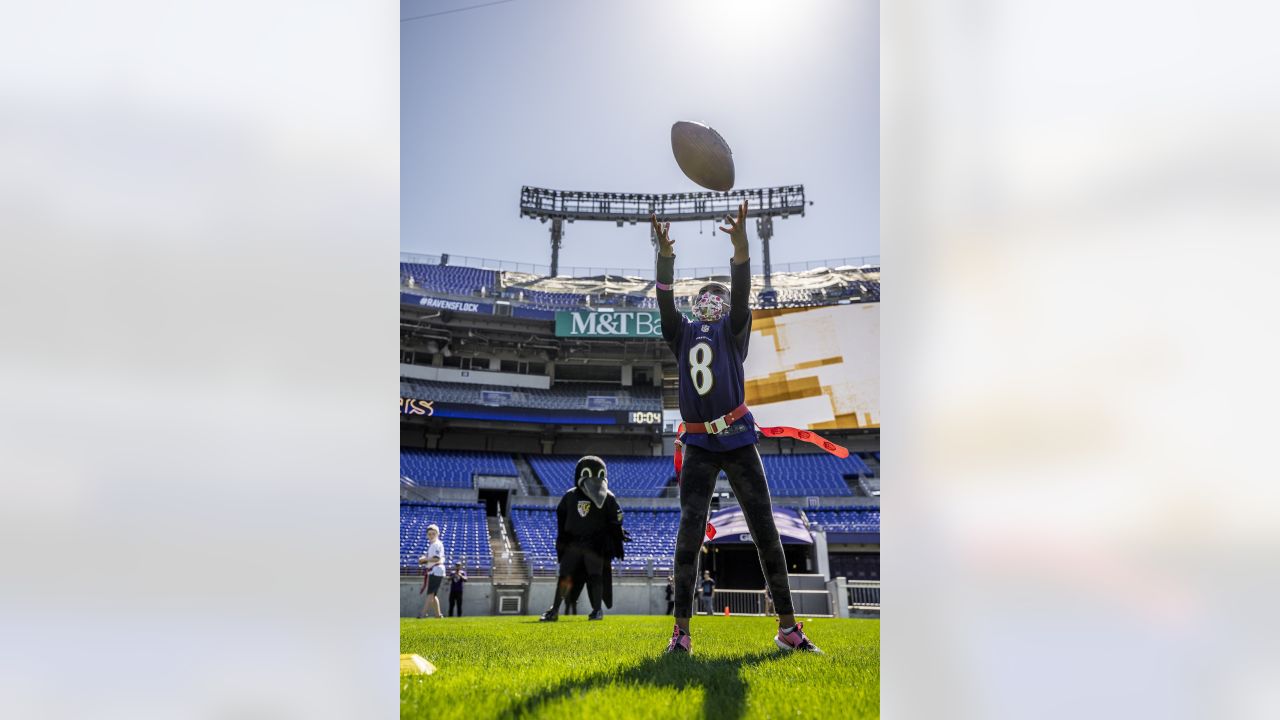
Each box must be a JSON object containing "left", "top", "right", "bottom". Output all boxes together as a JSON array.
[
  {"left": 510, "top": 505, "right": 679, "bottom": 575},
  {"left": 400, "top": 501, "right": 492, "bottom": 575},
  {"left": 527, "top": 455, "right": 674, "bottom": 498},
  {"left": 400, "top": 260, "right": 878, "bottom": 311},
  {"left": 400, "top": 449, "right": 517, "bottom": 489},
  {"left": 757, "top": 452, "right": 868, "bottom": 496},
  {"left": 521, "top": 452, "right": 871, "bottom": 497},
  {"left": 400, "top": 380, "right": 661, "bottom": 413},
  {"left": 803, "top": 505, "right": 880, "bottom": 533},
  {"left": 400, "top": 263, "right": 497, "bottom": 296}
]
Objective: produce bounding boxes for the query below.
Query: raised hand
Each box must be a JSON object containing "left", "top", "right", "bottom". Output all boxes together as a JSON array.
[
  {"left": 651, "top": 213, "right": 675, "bottom": 257},
  {"left": 718, "top": 200, "right": 749, "bottom": 261}
]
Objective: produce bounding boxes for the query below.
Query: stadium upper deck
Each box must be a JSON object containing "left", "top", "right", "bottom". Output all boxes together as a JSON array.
[{"left": 401, "top": 253, "right": 879, "bottom": 312}]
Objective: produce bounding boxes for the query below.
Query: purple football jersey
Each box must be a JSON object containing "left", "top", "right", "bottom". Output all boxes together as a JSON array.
[{"left": 668, "top": 313, "right": 758, "bottom": 452}]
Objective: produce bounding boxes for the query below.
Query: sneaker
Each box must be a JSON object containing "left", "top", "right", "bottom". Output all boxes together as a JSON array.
[
  {"left": 587, "top": 609, "right": 605, "bottom": 621},
  {"left": 775, "top": 622, "right": 823, "bottom": 654},
  {"left": 664, "top": 624, "right": 692, "bottom": 654},
  {"left": 538, "top": 609, "right": 559, "bottom": 622}
]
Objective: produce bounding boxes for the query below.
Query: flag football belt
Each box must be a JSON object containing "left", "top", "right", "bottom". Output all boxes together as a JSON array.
[
  {"left": 682, "top": 402, "right": 751, "bottom": 435},
  {"left": 673, "top": 403, "right": 850, "bottom": 477}
]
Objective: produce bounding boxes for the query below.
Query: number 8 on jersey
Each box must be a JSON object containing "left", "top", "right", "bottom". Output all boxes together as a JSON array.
[{"left": 689, "top": 341, "right": 714, "bottom": 396}]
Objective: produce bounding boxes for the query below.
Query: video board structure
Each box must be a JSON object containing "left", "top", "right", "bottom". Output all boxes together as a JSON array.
[{"left": 518, "top": 185, "right": 808, "bottom": 288}]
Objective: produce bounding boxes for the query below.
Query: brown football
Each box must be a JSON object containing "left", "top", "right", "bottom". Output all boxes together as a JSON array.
[{"left": 671, "top": 121, "right": 735, "bottom": 192}]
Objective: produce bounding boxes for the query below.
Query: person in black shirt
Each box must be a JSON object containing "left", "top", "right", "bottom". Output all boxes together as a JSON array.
[
  {"left": 538, "top": 456, "right": 630, "bottom": 622},
  {"left": 446, "top": 562, "right": 467, "bottom": 617},
  {"left": 699, "top": 571, "right": 717, "bottom": 615},
  {"left": 665, "top": 575, "right": 675, "bottom": 615}
]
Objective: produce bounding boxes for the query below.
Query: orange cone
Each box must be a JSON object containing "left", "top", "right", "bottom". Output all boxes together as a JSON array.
[{"left": 724, "top": 606, "right": 730, "bottom": 617}]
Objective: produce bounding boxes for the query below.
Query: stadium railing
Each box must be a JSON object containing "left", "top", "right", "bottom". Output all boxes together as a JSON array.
[
  {"left": 846, "top": 580, "right": 880, "bottom": 611},
  {"left": 519, "top": 557, "right": 675, "bottom": 579},
  {"left": 708, "top": 588, "right": 835, "bottom": 617},
  {"left": 828, "top": 577, "right": 880, "bottom": 617},
  {"left": 706, "top": 589, "right": 768, "bottom": 616},
  {"left": 401, "top": 269, "right": 878, "bottom": 312},
  {"left": 400, "top": 251, "right": 880, "bottom": 281}
]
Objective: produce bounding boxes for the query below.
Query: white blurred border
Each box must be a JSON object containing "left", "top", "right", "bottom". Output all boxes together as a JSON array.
[
  {"left": 885, "top": 1, "right": 1280, "bottom": 718},
  {"left": 0, "top": 2, "right": 397, "bottom": 718}
]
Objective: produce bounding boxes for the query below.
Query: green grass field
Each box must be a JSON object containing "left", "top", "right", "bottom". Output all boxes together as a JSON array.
[{"left": 401, "top": 615, "right": 879, "bottom": 719}]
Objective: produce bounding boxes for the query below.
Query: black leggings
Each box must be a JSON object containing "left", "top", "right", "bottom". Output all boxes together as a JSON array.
[
  {"left": 673, "top": 443, "right": 794, "bottom": 618},
  {"left": 553, "top": 543, "right": 604, "bottom": 612},
  {"left": 448, "top": 592, "right": 463, "bottom": 616}
]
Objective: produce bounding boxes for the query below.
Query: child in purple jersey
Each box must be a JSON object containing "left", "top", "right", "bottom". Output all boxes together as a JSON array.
[{"left": 651, "top": 201, "right": 821, "bottom": 655}]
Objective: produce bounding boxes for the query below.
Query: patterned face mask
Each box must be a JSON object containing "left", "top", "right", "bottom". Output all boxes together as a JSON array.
[{"left": 692, "top": 290, "right": 729, "bottom": 322}]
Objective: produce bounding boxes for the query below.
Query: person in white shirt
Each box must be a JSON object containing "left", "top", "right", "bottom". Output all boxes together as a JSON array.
[{"left": 417, "top": 524, "right": 446, "bottom": 619}]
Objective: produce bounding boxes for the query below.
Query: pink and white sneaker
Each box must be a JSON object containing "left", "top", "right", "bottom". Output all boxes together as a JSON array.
[
  {"left": 775, "top": 622, "right": 823, "bottom": 654},
  {"left": 664, "top": 624, "right": 692, "bottom": 654}
]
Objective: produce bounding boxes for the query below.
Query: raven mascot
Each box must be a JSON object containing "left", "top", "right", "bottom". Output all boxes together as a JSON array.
[{"left": 538, "top": 455, "right": 630, "bottom": 621}]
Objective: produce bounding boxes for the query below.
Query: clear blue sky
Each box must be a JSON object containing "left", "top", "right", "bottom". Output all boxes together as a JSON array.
[{"left": 401, "top": 0, "right": 878, "bottom": 272}]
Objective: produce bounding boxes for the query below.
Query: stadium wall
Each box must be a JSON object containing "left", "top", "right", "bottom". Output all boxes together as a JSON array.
[
  {"left": 401, "top": 486, "right": 477, "bottom": 503},
  {"left": 398, "top": 575, "right": 843, "bottom": 618},
  {"left": 526, "top": 578, "right": 669, "bottom": 617},
  {"left": 400, "top": 363, "right": 551, "bottom": 390},
  {"left": 400, "top": 575, "right": 493, "bottom": 618},
  {"left": 543, "top": 436, "right": 661, "bottom": 457},
  {"left": 527, "top": 576, "right": 834, "bottom": 616},
  {"left": 395, "top": 577, "right": 664, "bottom": 618},
  {"left": 433, "top": 434, "right": 545, "bottom": 454}
]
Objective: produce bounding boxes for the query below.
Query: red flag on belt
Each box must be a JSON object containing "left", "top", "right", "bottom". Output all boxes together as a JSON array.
[
  {"left": 674, "top": 423, "right": 850, "bottom": 479},
  {"left": 758, "top": 425, "right": 850, "bottom": 458}
]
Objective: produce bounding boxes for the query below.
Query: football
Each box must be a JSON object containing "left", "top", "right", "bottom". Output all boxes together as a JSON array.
[{"left": 670, "top": 121, "right": 735, "bottom": 192}]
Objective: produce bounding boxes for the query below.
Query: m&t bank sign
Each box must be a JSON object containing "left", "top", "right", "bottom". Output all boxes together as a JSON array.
[{"left": 555, "top": 310, "right": 670, "bottom": 338}]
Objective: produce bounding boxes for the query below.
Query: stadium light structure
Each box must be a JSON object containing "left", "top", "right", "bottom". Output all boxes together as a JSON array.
[{"left": 519, "top": 185, "right": 807, "bottom": 288}]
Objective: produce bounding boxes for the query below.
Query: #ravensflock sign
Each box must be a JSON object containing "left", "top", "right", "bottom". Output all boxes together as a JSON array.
[
  {"left": 555, "top": 310, "right": 670, "bottom": 338},
  {"left": 400, "top": 292, "right": 491, "bottom": 314}
]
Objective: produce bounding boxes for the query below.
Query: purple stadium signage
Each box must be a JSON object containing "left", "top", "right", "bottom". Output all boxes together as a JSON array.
[
  {"left": 400, "top": 398, "right": 435, "bottom": 416},
  {"left": 706, "top": 506, "right": 813, "bottom": 544},
  {"left": 399, "top": 397, "right": 647, "bottom": 426},
  {"left": 400, "top": 292, "right": 493, "bottom": 314}
]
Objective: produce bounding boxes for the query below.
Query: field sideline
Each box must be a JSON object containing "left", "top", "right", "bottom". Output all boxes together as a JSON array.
[{"left": 401, "top": 614, "right": 879, "bottom": 719}]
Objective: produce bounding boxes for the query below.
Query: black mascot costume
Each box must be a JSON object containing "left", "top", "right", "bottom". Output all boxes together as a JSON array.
[{"left": 539, "top": 455, "right": 630, "bottom": 621}]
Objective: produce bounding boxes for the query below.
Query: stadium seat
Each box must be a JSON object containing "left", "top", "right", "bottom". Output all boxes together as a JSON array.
[
  {"left": 510, "top": 505, "right": 679, "bottom": 575},
  {"left": 401, "top": 380, "right": 661, "bottom": 413},
  {"left": 527, "top": 455, "right": 674, "bottom": 498},
  {"left": 400, "top": 259, "right": 878, "bottom": 312},
  {"left": 400, "top": 263, "right": 497, "bottom": 296},
  {"left": 400, "top": 448, "right": 518, "bottom": 489},
  {"left": 802, "top": 505, "right": 881, "bottom": 533},
  {"left": 757, "top": 453, "right": 869, "bottom": 496},
  {"left": 400, "top": 501, "right": 493, "bottom": 575},
  {"left": 521, "top": 452, "right": 870, "bottom": 497}
]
